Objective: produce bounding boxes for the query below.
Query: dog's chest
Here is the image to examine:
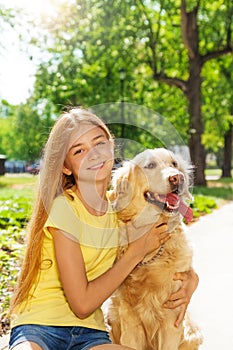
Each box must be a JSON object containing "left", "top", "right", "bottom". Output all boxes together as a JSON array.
[{"left": 118, "top": 233, "right": 192, "bottom": 304}]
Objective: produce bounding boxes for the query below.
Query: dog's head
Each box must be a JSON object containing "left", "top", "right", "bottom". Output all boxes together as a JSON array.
[{"left": 110, "top": 148, "right": 193, "bottom": 226}]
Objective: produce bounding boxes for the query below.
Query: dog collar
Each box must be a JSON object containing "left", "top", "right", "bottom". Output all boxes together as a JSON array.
[{"left": 137, "top": 243, "right": 165, "bottom": 267}]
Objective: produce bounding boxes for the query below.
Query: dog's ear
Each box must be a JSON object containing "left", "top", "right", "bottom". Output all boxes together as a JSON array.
[
  {"left": 174, "top": 154, "right": 194, "bottom": 201},
  {"left": 110, "top": 161, "right": 135, "bottom": 211}
]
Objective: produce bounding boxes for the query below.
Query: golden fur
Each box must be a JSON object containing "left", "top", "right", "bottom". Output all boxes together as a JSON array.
[{"left": 108, "top": 148, "right": 202, "bottom": 350}]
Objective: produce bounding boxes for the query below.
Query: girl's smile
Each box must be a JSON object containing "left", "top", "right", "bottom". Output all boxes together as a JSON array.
[{"left": 87, "top": 161, "right": 106, "bottom": 170}]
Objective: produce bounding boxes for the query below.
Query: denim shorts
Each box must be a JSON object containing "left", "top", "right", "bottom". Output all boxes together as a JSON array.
[{"left": 9, "top": 324, "right": 112, "bottom": 350}]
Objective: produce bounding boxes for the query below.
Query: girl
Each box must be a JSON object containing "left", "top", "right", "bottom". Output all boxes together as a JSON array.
[{"left": 9, "top": 108, "right": 198, "bottom": 350}]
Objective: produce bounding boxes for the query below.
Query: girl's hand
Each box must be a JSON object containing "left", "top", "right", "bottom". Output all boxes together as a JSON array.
[
  {"left": 163, "top": 268, "right": 199, "bottom": 327},
  {"left": 127, "top": 223, "right": 171, "bottom": 262}
]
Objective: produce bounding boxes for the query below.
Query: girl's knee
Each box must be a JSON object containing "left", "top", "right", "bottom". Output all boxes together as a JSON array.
[
  {"left": 90, "top": 345, "right": 135, "bottom": 349},
  {"left": 11, "top": 341, "right": 43, "bottom": 350}
]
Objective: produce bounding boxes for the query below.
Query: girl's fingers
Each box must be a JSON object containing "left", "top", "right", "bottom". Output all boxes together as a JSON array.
[
  {"left": 173, "top": 271, "right": 189, "bottom": 281},
  {"left": 163, "top": 300, "right": 187, "bottom": 327},
  {"left": 156, "top": 223, "right": 168, "bottom": 232},
  {"left": 169, "top": 289, "right": 186, "bottom": 301},
  {"left": 174, "top": 305, "right": 187, "bottom": 327}
]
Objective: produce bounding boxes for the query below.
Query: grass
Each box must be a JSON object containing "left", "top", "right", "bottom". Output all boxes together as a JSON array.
[
  {"left": 0, "top": 174, "right": 36, "bottom": 190},
  {"left": 192, "top": 175, "right": 232, "bottom": 218},
  {"left": 205, "top": 168, "right": 233, "bottom": 178},
  {"left": 193, "top": 184, "right": 232, "bottom": 201},
  {"left": 194, "top": 177, "right": 233, "bottom": 201}
]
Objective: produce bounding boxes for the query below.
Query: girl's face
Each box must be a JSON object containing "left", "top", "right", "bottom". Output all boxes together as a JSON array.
[{"left": 63, "top": 125, "right": 114, "bottom": 185}]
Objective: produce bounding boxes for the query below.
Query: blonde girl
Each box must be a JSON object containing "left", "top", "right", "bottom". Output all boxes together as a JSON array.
[{"left": 9, "top": 108, "right": 198, "bottom": 350}]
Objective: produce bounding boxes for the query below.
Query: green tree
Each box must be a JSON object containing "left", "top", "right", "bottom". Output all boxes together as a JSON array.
[
  {"left": 0, "top": 101, "right": 16, "bottom": 157},
  {"left": 0, "top": 100, "right": 55, "bottom": 162},
  {"left": 12, "top": 102, "right": 55, "bottom": 162},
  {"left": 24, "top": 0, "right": 232, "bottom": 183},
  {"left": 131, "top": 0, "right": 232, "bottom": 185}
]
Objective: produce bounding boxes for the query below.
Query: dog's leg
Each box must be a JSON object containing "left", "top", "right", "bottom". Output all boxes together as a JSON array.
[
  {"left": 178, "top": 314, "right": 203, "bottom": 350},
  {"left": 120, "top": 320, "right": 147, "bottom": 350},
  {"left": 178, "top": 339, "right": 201, "bottom": 350},
  {"left": 157, "top": 317, "right": 202, "bottom": 350},
  {"left": 109, "top": 317, "right": 121, "bottom": 344},
  {"left": 116, "top": 300, "right": 147, "bottom": 350},
  {"left": 157, "top": 320, "right": 183, "bottom": 350}
]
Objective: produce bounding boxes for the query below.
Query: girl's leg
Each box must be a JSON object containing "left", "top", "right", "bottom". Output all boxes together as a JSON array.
[{"left": 11, "top": 342, "right": 43, "bottom": 350}]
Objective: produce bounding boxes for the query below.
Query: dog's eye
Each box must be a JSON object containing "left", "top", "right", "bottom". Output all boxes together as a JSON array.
[
  {"left": 172, "top": 161, "right": 178, "bottom": 167},
  {"left": 144, "top": 162, "right": 157, "bottom": 169}
]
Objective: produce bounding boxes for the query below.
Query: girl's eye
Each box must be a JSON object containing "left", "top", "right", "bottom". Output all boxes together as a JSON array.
[
  {"left": 95, "top": 140, "right": 110, "bottom": 149},
  {"left": 74, "top": 149, "right": 84, "bottom": 155},
  {"left": 144, "top": 162, "right": 156, "bottom": 169},
  {"left": 96, "top": 140, "right": 108, "bottom": 147}
]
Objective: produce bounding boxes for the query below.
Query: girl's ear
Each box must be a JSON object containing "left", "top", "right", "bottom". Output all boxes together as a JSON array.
[{"left": 62, "top": 165, "right": 72, "bottom": 176}]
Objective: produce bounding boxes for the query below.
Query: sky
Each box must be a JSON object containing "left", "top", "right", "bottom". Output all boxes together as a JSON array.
[
  {"left": 0, "top": 0, "right": 66, "bottom": 105},
  {"left": 0, "top": 24, "right": 35, "bottom": 105}
]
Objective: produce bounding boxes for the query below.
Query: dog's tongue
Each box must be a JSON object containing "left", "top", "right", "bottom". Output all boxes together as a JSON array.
[{"left": 166, "top": 193, "right": 193, "bottom": 222}]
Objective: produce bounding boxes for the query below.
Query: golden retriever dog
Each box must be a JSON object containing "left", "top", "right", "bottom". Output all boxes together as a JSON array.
[{"left": 108, "top": 148, "right": 202, "bottom": 350}]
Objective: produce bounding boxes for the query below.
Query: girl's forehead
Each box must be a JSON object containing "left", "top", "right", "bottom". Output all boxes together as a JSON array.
[{"left": 69, "top": 124, "right": 107, "bottom": 147}]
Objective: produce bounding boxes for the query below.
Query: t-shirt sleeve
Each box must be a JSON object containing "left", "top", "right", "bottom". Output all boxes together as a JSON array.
[{"left": 44, "top": 195, "right": 81, "bottom": 242}]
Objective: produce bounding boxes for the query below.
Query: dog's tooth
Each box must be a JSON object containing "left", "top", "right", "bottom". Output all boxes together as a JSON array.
[
  {"left": 158, "top": 194, "right": 166, "bottom": 203},
  {"left": 148, "top": 192, "right": 153, "bottom": 199}
]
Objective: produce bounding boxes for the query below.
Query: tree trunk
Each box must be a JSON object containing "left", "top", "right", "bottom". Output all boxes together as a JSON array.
[
  {"left": 181, "top": 1, "right": 206, "bottom": 186},
  {"left": 186, "top": 57, "right": 206, "bottom": 186},
  {"left": 222, "top": 122, "right": 232, "bottom": 178}
]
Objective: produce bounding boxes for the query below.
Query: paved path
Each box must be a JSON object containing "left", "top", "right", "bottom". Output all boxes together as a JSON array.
[
  {"left": 0, "top": 333, "right": 9, "bottom": 350},
  {"left": 188, "top": 201, "right": 233, "bottom": 350}
]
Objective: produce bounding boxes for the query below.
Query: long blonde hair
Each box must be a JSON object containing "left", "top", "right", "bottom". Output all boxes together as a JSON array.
[{"left": 11, "top": 108, "right": 112, "bottom": 311}]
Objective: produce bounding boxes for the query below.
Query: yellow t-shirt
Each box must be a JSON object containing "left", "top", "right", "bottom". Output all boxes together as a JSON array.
[{"left": 11, "top": 190, "right": 118, "bottom": 331}]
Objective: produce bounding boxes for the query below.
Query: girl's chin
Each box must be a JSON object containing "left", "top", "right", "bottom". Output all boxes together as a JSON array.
[
  {"left": 78, "top": 172, "right": 111, "bottom": 183},
  {"left": 78, "top": 162, "right": 113, "bottom": 182}
]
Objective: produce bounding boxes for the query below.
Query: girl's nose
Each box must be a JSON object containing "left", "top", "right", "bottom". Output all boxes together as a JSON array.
[{"left": 87, "top": 146, "right": 101, "bottom": 160}]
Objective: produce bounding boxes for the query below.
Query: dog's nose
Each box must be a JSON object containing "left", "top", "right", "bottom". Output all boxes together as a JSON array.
[{"left": 169, "top": 173, "right": 184, "bottom": 186}]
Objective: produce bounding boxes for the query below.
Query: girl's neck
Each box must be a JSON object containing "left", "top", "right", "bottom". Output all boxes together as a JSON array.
[{"left": 73, "top": 182, "right": 108, "bottom": 216}]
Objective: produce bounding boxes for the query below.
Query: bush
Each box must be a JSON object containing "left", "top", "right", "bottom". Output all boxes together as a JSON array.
[
  {"left": 191, "top": 195, "right": 217, "bottom": 218},
  {"left": 0, "top": 190, "right": 31, "bottom": 335}
]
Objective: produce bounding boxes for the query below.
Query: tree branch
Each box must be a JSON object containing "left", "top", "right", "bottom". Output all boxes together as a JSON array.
[
  {"left": 201, "top": 46, "right": 233, "bottom": 65},
  {"left": 153, "top": 73, "right": 188, "bottom": 93}
]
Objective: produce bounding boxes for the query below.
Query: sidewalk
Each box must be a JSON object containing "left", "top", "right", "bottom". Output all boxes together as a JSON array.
[
  {"left": 188, "top": 201, "right": 233, "bottom": 350},
  {"left": 0, "top": 333, "right": 9, "bottom": 350}
]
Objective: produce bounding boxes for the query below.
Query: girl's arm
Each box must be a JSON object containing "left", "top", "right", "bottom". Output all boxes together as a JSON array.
[
  {"left": 163, "top": 268, "right": 199, "bottom": 327},
  {"left": 50, "top": 223, "right": 169, "bottom": 319}
]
